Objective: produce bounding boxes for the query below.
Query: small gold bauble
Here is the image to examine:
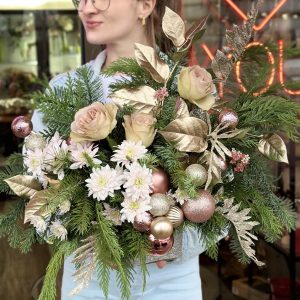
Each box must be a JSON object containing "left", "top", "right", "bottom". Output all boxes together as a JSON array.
[
  {"left": 150, "top": 217, "right": 173, "bottom": 239},
  {"left": 185, "top": 164, "right": 208, "bottom": 187},
  {"left": 166, "top": 206, "right": 184, "bottom": 228},
  {"left": 149, "top": 193, "right": 171, "bottom": 217},
  {"left": 218, "top": 108, "right": 239, "bottom": 129}
]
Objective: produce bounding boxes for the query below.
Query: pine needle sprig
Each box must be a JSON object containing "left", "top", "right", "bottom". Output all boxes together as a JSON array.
[
  {"left": 67, "top": 191, "right": 95, "bottom": 236},
  {"left": 38, "top": 241, "right": 78, "bottom": 300},
  {"left": 33, "top": 66, "right": 104, "bottom": 138},
  {"left": 232, "top": 95, "right": 300, "bottom": 141},
  {"left": 95, "top": 203, "right": 132, "bottom": 300}
]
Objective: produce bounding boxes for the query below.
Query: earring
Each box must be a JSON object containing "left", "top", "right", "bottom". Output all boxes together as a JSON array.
[{"left": 142, "top": 17, "right": 146, "bottom": 26}]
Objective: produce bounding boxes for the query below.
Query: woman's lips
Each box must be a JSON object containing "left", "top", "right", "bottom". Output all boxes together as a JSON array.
[{"left": 85, "top": 21, "right": 103, "bottom": 29}]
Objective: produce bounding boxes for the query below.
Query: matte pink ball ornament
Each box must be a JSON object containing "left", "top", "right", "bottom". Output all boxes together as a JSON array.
[
  {"left": 11, "top": 116, "right": 33, "bottom": 138},
  {"left": 182, "top": 190, "right": 216, "bottom": 223},
  {"left": 150, "top": 168, "right": 170, "bottom": 194},
  {"left": 218, "top": 108, "right": 239, "bottom": 129},
  {"left": 133, "top": 212, "right": 153, "bottom": 232},
  {"left": 148, "top": 234, "right": 174, "bottom": 256}
]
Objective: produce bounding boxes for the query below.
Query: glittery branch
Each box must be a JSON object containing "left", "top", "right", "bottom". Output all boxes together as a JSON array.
[{"left": 211, "top": 1, "right": 262, "bottom": 83}]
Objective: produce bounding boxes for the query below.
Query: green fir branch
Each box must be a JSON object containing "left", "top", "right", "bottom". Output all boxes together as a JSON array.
[
  {"left": 95, "top": 203, "right": 132, "bottom": 300},
  {"left": 232, "top": 95, "right": 300, "bottom": 141},
  {"left": 33, "top": 66, "right": 104, "bottom": 138},
  {"left": 38, "top": 241, "right": 78, "bottom": 300}
]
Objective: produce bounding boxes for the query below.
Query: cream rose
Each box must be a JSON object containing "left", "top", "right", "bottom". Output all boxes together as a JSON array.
[
  {"left": 123, "top": 112, "right": 157, "bottom": 147},
  {"left": 70, "top": 103, "right": 117, "bottom": 143},
  {"left": 177, "top": 66, "right": 215, "bottom": 110}
]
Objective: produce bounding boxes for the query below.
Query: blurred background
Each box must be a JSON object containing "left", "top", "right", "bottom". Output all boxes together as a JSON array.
[{"left": 0, "top": 0, "right": 299, "bottom": 299}]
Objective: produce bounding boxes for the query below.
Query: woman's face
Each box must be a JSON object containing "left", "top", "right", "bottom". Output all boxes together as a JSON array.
[{"left": 78, "top": 0, "right": 146, "bottom": 45}]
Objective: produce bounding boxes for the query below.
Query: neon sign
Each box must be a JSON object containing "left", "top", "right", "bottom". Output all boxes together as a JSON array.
[{"left": 194, "top": 0, "right": 300, "bottom": 97}]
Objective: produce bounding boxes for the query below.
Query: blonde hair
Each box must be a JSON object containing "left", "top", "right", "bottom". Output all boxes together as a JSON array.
[{"left": 146, "top": 0, "right": 182, "bottom": 53}]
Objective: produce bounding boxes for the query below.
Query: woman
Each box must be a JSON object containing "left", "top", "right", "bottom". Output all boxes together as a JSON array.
[{"left": 32, "top": 1, "right": 212, "bottom": 299}]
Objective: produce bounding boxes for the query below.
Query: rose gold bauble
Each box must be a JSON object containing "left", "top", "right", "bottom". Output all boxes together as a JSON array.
[
  {"left": 182, "top": 190, "right": 215, "bottom": 223},
  {"left": 11, "top": 116, "right": 33, "bottom": 138},
  {"left": 133, "top": 212, "right": 153, "bottom": 232},
  {"left": 218, "top": 109, "right": 239, "bottom": 129},
  {"left": 150, "top": 168, "right": 170, "bottom": 194},
  {"left": 185, "top": 164, "right": 208, "bottom": 187},
  {"left": 166, "top": 206, "right": 184, "bottom": 228},
  {"left": 149, "top": 234, "right": 174, "bottom": 256},
  {"left": 150, "top": 217, "right": 173, "bottom": 239},
  {"left": 149, "top": 193, "right": 171, "bottom": 217}
]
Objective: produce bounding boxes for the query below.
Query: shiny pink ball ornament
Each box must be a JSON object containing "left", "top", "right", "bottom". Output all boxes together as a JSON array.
[
  {"left": 133, "top": 212, "right": 153, "bottom": 232},
  {"left": 182, "top": 190, "right": 216, "bottom": 223},
  {"left": 11, "top": 116, "right": 33, "bottom": 138},
  {"left": 218, "top": 108, "right": 239, "bottom": 129},
  {"left": 148, "top": 234, "right": 174, "bottom": 256},
  {"left": 150, "top": 168, "right": 170, "bottom": 194}
]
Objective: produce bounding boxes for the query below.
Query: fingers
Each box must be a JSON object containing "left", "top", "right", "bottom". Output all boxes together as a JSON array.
[{"left": 155, "top": 260, "right": 167, "bottom": 269}]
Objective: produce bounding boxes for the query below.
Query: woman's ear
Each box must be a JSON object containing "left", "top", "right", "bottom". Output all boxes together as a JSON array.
[{"left": 138, "top": 0, "right": 157, "bottom": 18}]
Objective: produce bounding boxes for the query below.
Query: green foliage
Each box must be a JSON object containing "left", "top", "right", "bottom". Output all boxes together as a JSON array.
[
  {"left": 102, "top": 57, "right": 161, "bottom": 93},
  {"left": 38, "top": 241, "right": 78, "bottom": 300},
  {"left": 42, "top": 172, "right": 86, "bottom": 215},
  {"left": 95, "top": 204, "right": 132, "bottom": 300},
  {"left": 32, "top": 66, "right": 104, "bottom": 138},
  {"left": 0, "top": 153, "right": 25, "bottom": 194},
  {"left": 0, "top": 199, "right": 38, "bottom": 253},
  {"left": 232, "top": 95, "right": 300, "bottom": 142},
  {"left": 120, "top": 225, "right": 150, "bottom": 291},
  {"left": 224, "top": 153, "right": 295, "bottom": 242},
  {"left": 156, "top": 96, "right": 177, "bottom": 129},
  {"left": 67, "top": 190, "right": 95, "bottom": 236},
  {"left": 194, "top": 212, "right": 229, "bottom": 260}
]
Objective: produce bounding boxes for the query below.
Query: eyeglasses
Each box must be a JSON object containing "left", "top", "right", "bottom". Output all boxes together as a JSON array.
[{"left": 73, "top": 0, "right": 111, "bottom": 11}]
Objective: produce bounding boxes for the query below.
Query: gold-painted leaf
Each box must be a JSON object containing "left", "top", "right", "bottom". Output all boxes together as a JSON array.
[
  {"left": 24, "top": 189, "right": 50, "bottom": 223},
  {"left": 111, "top": 86, "right": 157, "bottom": 113},
  {"left": 159, "top": 117, "right": 208, "bottom": 153},
  {"left": 4, "top": 175, "right": 41, "bottom": 198},
  {"left": 175, "top": 98, "right": 190, "bottom": 118},
  {"left": 258, "top": 134, "right": 288, "bottom": 163},
  {"left": 134, "top": 43, "right": 170, "bottom": 83},
  {"left": 162, "top": 7, "right": 186, "bottom": 48}
]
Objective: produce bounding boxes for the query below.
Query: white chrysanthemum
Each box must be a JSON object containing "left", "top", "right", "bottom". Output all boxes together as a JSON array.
[
  {"left": 29, "top": 215, "right": 47, "bottom": 233},
  {"left": 85, "top": 165, "right": 124, "bottom": 201},
  {"left": 69, "top": 142, "right": 101, "bottom": 169},
  {"left": 24, "top": 148, "right": 44, "bottom": 178},
  {"left": 123, "top": 163, "right": 152, "bottom": 201},
  {"left": 120, "top": 196, "right": 152, "bottom": 223},
  {"left": 44, "top": 138, "right": 69, "bottom": 180},
  {"left": 103, "top": 203, "right": 122, "bottom": 226},
  {"left": 58, "top": 200, "right": 71, "bottom": 215},
  {"left": 173, "top": 188, "right": 191, "bottom": 205},
  {"left": 49, "top": 220, "right": 68, "bottom": 241},
  {"left": 111, "top": 141, "right": 147, "bottom": 167}
]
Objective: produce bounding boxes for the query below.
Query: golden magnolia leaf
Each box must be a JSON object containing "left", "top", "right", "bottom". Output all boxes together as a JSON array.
[
  {"left": 24, "top": 189, "right": 50, "bottom": 223},
  {"left": 159, "top": 117, "right": 208, "bottom": 153},
  {"left": 176, "top": 98, "right": 190, "bottom": 118},
  {"left": 162, "top": 7, "right": 186, "bottom": 48},
  {"left": 4, "top": 175, "right": 41, "bottom": 198},
  {"left": 258, "top": 134, "right": 288, "bottom": 163},
  {"left": 111, "top": 86, "right": 157, "bottom": 113},
  {"left": 134, "top": 43, "right": 170, "bottom": 83}
]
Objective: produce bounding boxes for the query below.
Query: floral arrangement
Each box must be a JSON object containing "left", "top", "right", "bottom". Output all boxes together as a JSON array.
[{"left": 0, "top": 5, "right": 299, "bottom": 300}]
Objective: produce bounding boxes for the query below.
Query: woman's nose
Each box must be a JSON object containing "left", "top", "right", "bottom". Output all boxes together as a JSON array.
[{"left": 81, "top": 0, "right": 98, "bottom": 14}]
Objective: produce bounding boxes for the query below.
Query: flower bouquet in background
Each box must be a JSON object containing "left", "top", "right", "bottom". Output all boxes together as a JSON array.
[{"left": 0, "top": 4, "right": 299, "bottom": 300}]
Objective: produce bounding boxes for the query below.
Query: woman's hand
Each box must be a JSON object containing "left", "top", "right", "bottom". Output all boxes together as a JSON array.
[{"left": 155, "top": 260, "right": 167, "bottom": 269}]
